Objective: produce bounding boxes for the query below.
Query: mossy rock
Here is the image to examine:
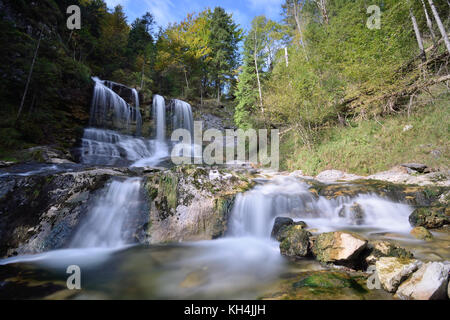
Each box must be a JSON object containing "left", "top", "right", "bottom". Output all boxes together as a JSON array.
[
  {"left": 279, "top": 226, "right": 311, "bottom": 258},
  {"left": 409, "top": 206, "right": 449, "bottom": 229},
  {"left": 410, "top": 226, "right": 434, "bottom": 241},
  {"left": 365, "top": 240, "right": 413, "bottom": 265}
]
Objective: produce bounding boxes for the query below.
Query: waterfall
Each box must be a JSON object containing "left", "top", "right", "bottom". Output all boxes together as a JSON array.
[
  {"left": 227, "top": 176, "right": 414, "bottom": 238},
  {"left": 90, "top": 77, "right": 142, "bottom": 135},
  {"left": 70, "top": 178, "right": 143, "bottom": 248},
  {"left": 81, "top": 128, "right": 152, "bottom": 166},
  {"left": 132, "top": 88, "right": 142, "bottom": 136},
  {"left": 171, "top": 99, "right": 194, "bottom": 136},
  {"left": 153, "top": 95, "right": 166, "bottom": 142}
]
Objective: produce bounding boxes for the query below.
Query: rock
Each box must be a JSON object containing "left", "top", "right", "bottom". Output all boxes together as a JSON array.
[
  {"left": 409, "top": 207, "right": 449, "bottom": 229},
  {"left": 396, "top": 262, "right": 450, "bottom": 300},
  {"left": 401, "top": 163, "right": 429, "bottom": 173},
  {"left": 312, "top": 232, "right": 368, "bottom": 267},
  {"left": 338, "top": 202, "right": 365, "bottom": 225},
  {"left": 365, "top": 240, "right": 413, "bottom": 265},
  {"left": 410, "top": 227, "right": 434, "bottom": 241},
  {"left": 367, "top": 167, "right": 450, "bottom": 187},
  {"left": 315, "top": 170, "right": 363, "bottom": 183},
  {"left": 403, "top": 125, "right": 413, "bottom": 132},
  {"left": 375, "top": 257, "right": 422, "bottom": 293},
  {"left": 271, "top": 217, "right": 307, "bottom": 241},
  {"left": 279, "top": 226, "right": 312, "bottom": 258},
  {"left": 430, "top": 150, "right": 442, "bottom": 159},
  {"left": 0, "top": 161, "right": 15, "bottom": 168}
]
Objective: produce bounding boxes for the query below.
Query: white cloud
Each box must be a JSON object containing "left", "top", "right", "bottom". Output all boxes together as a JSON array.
[
  {"left": 142, "top": 0, "right": 178, "bottom": 27},
  {"left": 104, "top": 0, "right": 130, "bottom": 9},
  {"left": 247, "top": 0, "right": 283, "bottom": 20}
]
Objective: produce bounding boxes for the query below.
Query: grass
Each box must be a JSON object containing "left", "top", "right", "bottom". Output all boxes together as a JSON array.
[{"left": 280, "top": 90, "right": 450, "bottom": 176}]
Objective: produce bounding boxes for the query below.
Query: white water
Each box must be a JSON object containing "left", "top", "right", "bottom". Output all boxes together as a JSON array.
[
  {"left": 90, "top": 77, "right": 142, "bottom": 135},
  {"left": 131, "top": 88, "right": 142, "bottom": 136},
  {"left": 70, "top": 177, "right": 143, "bottom": 248},
  {"left": 228, "top": 176, "right": 414, "bottom": 236},
  {"left": 81, "top": 128, "right": 153, "bottom": 166},
  {"left": 153, "top": 95, "right": 166, "bottom": 142},
  {"left": 171, "top": 99, "right": 194, "bottom": 136}
]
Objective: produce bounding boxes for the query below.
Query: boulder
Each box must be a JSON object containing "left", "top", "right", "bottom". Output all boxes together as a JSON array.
[
  {"left": 396, "top": 262, "right": 450, "bottom": 300},
  {"left": 312, "top": 232, "right": 368, "bottom": 267},
  {"left": 271, "top": 217, "right": 307, "bottom": 241},
  {"left": 315, "top": 170, "right": 363, "bottom": 183},
  {"left": 410, "top": 227, "right": 433, "bottom": 241},
  {"left": 409, "top": 207, "right": 449, "bottom": 229},
  {"left": 365, "top": 240, "right": 413, "bottom": 265},
  {"left": 279, "top": 226, "right": 312, "bottom": 258},
  {"left": 375, "top": 257, "right": 422, "bottom": 293}
]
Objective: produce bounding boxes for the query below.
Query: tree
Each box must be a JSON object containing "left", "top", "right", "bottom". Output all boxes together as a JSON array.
[
  {"left": 427, "top": 0, "right": 450, "bottom": 54},
  {"left": 207, "top": 7, "right": 243, "bottom": 102}
]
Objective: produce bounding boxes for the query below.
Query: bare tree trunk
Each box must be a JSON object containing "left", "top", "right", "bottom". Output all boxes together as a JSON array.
[
  {"left": 18, "top": 27, "right": 43, "bottom": 121},
  {"left": 184, "top": 69, "right": 189, "bottom": 89},
  {"left": 254, "top": 29, "right": 264, "bottom": 115},
  {"left": 428, "top": 0, "right": 450, "bottom": 54},
  {"left": 421, "top": 0, "right": 437, "bottom": 46},
  {"left": 410, "top": 8, "right": 427, "bottom": 62},
  {"left": 285, "top": 47, "right": 289, "bottom": 67},
  {"left": 140, "top": 59, "right": 145, "bottom": 89},
  {"left": 315, "top": 0, "right": 329, "bottom": 24},
  {"left": 217, "top": 81, "right": 220, "bottom": 104},
  {"left": 292, "top": 1, "right": 309, "bottom": 60}
]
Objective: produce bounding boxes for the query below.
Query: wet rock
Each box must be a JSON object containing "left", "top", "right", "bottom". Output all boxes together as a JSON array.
[
  {"left": 0, "top": 161, "right": 15, "bottom": 168},
  {"left": 365, "top": 240, "right": 413, "bottom": 265},
  {"left": 0, "top": 168, "right": 123, "bottom": 257},
  {"left": 312, "top": 232, "right": 368, "bottom": 267},
  {"left": 145, "top": 166, "right": 252, "bottom": 244},
  {"left": 368, "top": 167, "right": 449, "bottom": 187},
  {"left": 396, "top": 262, "right": 450, "bottom": 300},
  {"left": 338, "top": 203, "right": 365, "bottom": 225},
  {"left": 401, "top": 163, "right": 429, "bottom": 174},
  {"left": 375, "top": 257, "right": 422, "bottom": 293},
  {"left": 271, "top": 217, "right": 307, "bottom": 241},
  {"left": 410, "top": 227, "right": 434, "bottom": 241},
  {"left": 409, "top": 207, "right": 449, "bottom": 229},
  {"left": 279, "top": 226, "right": 311, "bottom": 258}
]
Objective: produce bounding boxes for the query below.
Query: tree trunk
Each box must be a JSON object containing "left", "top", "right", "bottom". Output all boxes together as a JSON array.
[
  {"left": 410, "top": 8, "right": 427, "bottom": 62},
  {"left": 184, "top": 68, "right": 189, "bottom": 89},
  {"left": 217, "top": 80, "right": 220, "bottom": 104},
  {"left": 421, "top": 0, "right": 437, "bottom": 46},
  {"left": 315, "top": 0, "right": 329, "bottom": 24},
  {"left": 292, "top": 1, "right": 308, "bottom": 60},
  {"left": 140, "top": 58, "right": 145, "bottom": 89},
  {"left": 428, "top": 0, "right": 450, "bottom": 54},
  {"left": 254, "top": 29, "right": 264, "bottom": 114},
  {"left": 285, "top": 47, "right": 289, "bottom": 67},
  {"left": 17, "top": 27, "right": 43, "bottom": 121}
]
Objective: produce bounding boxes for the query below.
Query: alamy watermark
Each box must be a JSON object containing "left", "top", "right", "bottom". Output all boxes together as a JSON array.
[
  {"left": 170, "top": 122, "right": 280, "bottom": 171},
  {"left": 367, "top": 5, "right": 381, "bottom": 30},
  {"left": 67, "top": 5, "right": 81, "bottom": 30},
  {"left": 66, "top": 265, "right": 81, "bottom": 290}
]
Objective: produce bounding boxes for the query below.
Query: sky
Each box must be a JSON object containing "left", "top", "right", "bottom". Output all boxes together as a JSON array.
[{"left": 104, "top": 0, "right": 284, "bottom": 31}]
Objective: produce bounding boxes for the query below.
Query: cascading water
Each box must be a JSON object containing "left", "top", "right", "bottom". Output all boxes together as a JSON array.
[
  {"left": 132, "top": 88, "right": 142, "bottom": 136},
  {"left": 170, "top": 99, "right": 194, "bottom": 136},
  {"left": 70, "top": 178, "right": 143, "bottom": 248},
  {"left": 227, "top": 176, "right": 414, "bottom": 237},
  {"left": 80, "top": 128, "right": 152, "bottom": 166}
]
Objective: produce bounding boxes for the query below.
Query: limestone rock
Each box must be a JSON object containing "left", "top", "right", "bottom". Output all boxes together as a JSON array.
[
  {"left": 376, "top": 257, "right": 422, "bottom": 293},
  {"left": 338, "top": 202, "right": 365, "bottom": 225},
  {"left": 410, "top": 227, "right": 433, "bottom": 241},
  {"left": 409, "top": 207, "right": 449, "bottom": 229},
  {"left": 401, "top": 163, "right": 429, "bottom": 174},
  {"left": 315, "top": 170, "right": 363, "bottom": 183},
  {"left": 396, "top": 262, "right": 450, "bottom": 300},
  {"left": 312, "top": 232, "right": 368, "bottom": 266},
  {"left": 365, "top": 240, "right": 413, "bottom": 265},
  {"left": 279, "top": 226, "right": 312, "bottom": 258}
]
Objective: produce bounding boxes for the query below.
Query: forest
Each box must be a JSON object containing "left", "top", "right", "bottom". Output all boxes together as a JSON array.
[{"left": 0, "top": 0, "right": 449, "bottom": 174}]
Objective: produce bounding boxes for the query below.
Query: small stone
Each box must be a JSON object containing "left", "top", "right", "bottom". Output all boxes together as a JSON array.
[
  {"left": 410, "top": 227, "right": 433, "bottom": 241},
  {"left": 271, "top": 217, "right": 294, "bottom": 241},
  {"left": 376, "top": 257, "right": 422, "bottom": 293},
  {"left": 403, "top": 125, "right": 413, "bottom": 132},
  {"left": 401, "top": 163, "right": 428, "bottom": 173},
  {"left": 365, "top": 240, "right": 413, "bottom": 265},
  {"left": 396, "top": 262, "right": 450, "bottom": 300}
]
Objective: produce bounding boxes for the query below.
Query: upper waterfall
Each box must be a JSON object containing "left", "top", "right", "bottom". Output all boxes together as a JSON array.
[
  {"left": 89, "top": 77, "right": 142, "bottom": 135},
  {"left": 153, "top": 95, "right": 166, "bottom": 142},
  {"left": 170, "top": 99, "right": 194, "bottom": 136}
]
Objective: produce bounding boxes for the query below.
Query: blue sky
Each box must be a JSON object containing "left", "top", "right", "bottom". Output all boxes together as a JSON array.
[{"left": 104, "top": 0, "right": 284, "bottom": 31}]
